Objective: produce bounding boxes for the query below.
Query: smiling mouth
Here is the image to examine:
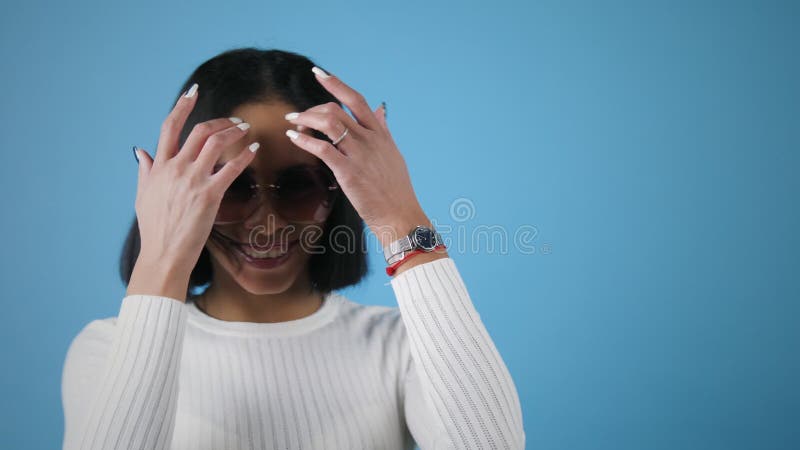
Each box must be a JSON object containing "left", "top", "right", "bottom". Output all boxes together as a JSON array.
[
  {"left": 209, "top": 228, "right": 299, "bottom": 260},
  {"left": 231, "top": 240, "right": 297, "bottom": 258}
]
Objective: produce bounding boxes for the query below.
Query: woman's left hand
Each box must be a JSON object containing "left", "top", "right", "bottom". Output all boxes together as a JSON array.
[{"left": 284, "top": 66, "right": 431, "bottom": 247}]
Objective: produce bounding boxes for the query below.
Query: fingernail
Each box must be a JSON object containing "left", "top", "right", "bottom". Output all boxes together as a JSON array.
[
  {"left": 285, "top": 112, "right": 299, "bottom": 120},
  {"left": 249, "top": 142, "right": 260, "bottom": 153},
  {"left": 236, "top": 122, "right": 251, "bottom": 130},
  {"left": 132, "top": 145, "right": 140, "bottom": 163},
  {"left": 184, "top": 83, "right": 199, "bottom": 98},
  {"left": 381, "top": 101, "right": 387, "bottom": 119},
  {"left": 229, "top": 117, "right": 243, "bottom": 124},
  {"left": 311, "top": 66, "right": 331, "bottom": 79},
  {"left": 286, "top": 129, "right": 300, "bottom": 140}
]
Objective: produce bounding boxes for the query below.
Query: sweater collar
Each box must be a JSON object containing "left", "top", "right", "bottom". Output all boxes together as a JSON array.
[{"left": 185, "top": 291, "right": 343, "bottom": 337}]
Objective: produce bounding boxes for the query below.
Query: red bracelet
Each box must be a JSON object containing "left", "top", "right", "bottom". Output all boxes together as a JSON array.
[{"left": 386, "top": 244, "right": 447, "bottom": 276}]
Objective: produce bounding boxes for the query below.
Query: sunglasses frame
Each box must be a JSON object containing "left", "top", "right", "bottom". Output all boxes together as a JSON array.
[{"left": 213, "top": 164, "right": 341, "bottom": 225}]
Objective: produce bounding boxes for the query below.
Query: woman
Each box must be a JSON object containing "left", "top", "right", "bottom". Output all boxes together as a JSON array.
[{"left": 61, "top": 48, "right": 525, "bottom": 450}]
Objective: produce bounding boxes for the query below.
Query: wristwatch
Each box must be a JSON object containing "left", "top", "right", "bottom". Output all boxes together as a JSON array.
[{"left": 384, "top": 225, "right": 445, "bottom": 265}]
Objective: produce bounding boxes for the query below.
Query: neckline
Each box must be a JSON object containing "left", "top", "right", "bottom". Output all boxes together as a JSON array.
[{"left": 185, "top": 291, "right": 343, "bottom": 337}]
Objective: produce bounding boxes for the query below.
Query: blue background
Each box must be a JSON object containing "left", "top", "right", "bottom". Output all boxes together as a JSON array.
[{"left": 1, "top": 1, "right": 797, "bottom": 449}]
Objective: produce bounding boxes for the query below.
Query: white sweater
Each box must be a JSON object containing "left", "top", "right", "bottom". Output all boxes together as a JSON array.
[{"left": 61, "top": 257, "right": 525, "bottom": 449}]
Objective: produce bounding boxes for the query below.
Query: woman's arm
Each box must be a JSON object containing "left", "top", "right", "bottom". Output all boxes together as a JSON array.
[
  {"left": 61, "top": 294, "right": 187, "bottom": 450},
  {"left": 391, "top": 257, "right": 526, "bottom": 450}
]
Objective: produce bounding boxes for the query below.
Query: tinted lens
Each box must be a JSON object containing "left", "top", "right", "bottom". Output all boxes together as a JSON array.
[
  {"left": 215, "top": 165, "right": 338, "bottom": 224},
  {"left": 275, "top": 166, "right": 339, "bottom": 222},
  {"left": 216, "top": 174, "right": 256, "bottom": 223}
]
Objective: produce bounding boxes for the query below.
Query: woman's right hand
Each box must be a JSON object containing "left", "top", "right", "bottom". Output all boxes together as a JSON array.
[{"left": 133, "top": 83, "right": 260, "bottom": 281}]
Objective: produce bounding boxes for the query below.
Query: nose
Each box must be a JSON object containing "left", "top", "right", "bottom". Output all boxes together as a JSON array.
[{"left": 242, "top": 194, "right": 291, "bottom": 235}]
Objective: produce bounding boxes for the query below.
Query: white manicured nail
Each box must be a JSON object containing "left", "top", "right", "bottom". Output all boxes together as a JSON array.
[
  {"left": 237, "top": 122, "right": 250, "bottom": 130},
  {"left": 229, "top": 117, "right": 243, "bottom": 124},
  {"left": 285, "top": 112, "right": 299, "bottom": 120},
  {"left": 184, "top": 83, "right": 198, "bottom": 98},
  {"left": 311, "top": 66, "right": 331, "bottom": 79},
  {"left": 249, "top": 142, "right": 260, "bottom": 152},
  {"left": 286, "top": 129, "right": 300, "bottom": 140}
]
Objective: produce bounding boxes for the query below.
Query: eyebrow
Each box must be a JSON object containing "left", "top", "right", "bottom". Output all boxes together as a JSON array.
[{"left": 212, "top": 162, "right": 318, "bottom": 175}]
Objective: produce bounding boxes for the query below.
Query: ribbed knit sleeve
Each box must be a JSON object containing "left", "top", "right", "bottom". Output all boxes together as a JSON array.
[
  {"left": 390, "top": 257, "right": 526, "bottom": 450},
  {"left": 61, "top": 295, "right": 188, "bottom": 450}
]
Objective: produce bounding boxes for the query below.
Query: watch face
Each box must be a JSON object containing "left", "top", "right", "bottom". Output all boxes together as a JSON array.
[{"left": 413, "top": 227, "right": 436, "bottom": 250}]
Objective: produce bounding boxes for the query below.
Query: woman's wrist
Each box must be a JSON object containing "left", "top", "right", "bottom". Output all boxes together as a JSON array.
[
  {"left": 389, "top": 247, "right": 449, "bottom": 277},
  {"left": 126, "top": 252, "right": 193, "bottom": 303},
  {"left": 372, "top": 209, "right": 434, "bottom": 249}
]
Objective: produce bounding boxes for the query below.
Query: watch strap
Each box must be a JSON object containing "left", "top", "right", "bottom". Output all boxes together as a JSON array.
[
  {"left": 384, "top": 235, "right": 413, "bottom": 262},
  {"left": 385, "top": 244, "right": 447, "bottom": 276},
  {"left": 384, "top": 227, "right": 444, "bottom": 264}
]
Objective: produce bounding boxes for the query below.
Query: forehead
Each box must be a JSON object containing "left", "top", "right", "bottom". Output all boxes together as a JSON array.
[{"left": 216, "top": 100, "right": 321, "bottom": 174}]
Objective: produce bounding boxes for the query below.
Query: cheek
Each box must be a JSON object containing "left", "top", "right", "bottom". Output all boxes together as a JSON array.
[
  {"left": 205, "top": 240, "right": 241, "bottom": 271},
  {"left": 296, "top": 222, "right": 329, "bottom": 249}
]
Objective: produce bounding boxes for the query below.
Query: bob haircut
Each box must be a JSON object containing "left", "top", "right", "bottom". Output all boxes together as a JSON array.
[{"left": 119, "top": 48, "right": 369, "bottom": 301}]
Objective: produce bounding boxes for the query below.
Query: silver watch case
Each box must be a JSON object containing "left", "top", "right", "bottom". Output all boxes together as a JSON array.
[{"left": 384, "top": 225, "right": 443, "bottom": 265}]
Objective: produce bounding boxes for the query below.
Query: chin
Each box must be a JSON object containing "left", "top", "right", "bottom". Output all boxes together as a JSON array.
[{"left": 233, "top": 276, "right": 298, "bottom": 295}]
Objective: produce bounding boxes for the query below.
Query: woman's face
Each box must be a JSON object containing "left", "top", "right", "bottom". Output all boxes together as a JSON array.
[{"left": 204, "top": 100, "right": 329, "bottom": 295}]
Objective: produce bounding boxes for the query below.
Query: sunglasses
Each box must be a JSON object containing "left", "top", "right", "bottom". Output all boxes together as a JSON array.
[{"left": 211, "top": 163, "right": 340, "bottom": 225}]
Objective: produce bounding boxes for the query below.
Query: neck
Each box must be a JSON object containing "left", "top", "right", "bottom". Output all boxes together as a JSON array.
[{"left": 195, "top": 271, "right": 323, "bottom": 324}]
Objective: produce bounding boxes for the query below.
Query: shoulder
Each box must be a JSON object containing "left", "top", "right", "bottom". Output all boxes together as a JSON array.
[
  {"left": 330, "top": 292, "right": 411, "bottom": 365},
  {"left": 64, "top": 316, "right": 118, "bottom": 366},
  {"left": 330, "top": 292, "right": 413, "bottom": 387},
  {"left": 61, "top": 316, "right": 119, "bottom": 403},
  {"left": 332, "top": 292, "right": 407, "bottom": 342},
  {"left": 72, "top": 315, "right": 118, "bottom": 342}
]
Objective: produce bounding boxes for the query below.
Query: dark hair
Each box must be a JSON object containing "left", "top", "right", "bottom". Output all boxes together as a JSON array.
[{"left": 119, "top": 48, "right": 368, "bottom": 300}]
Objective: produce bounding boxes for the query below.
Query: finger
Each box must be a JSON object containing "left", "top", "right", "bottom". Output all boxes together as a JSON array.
[
  {"left": 300, "top": 101, "right": 367, "bottom": 135},
  {"left": 134, "top": 147, "right": 153, "bottom": 200},
  {"left": 156, "top": 83, "right": 199, "bottom": 165},
  {"left": 179, "top": 117, "right": 249, "bottom": 164},
  {"left": 194, "top": 121, "right": 254, "bottom": 173},
  {"left": 136, "top": 147, "right": 154, "bottom": 172},
  {"left": 373, "top": 103, "right": 388, "bottom": 132},
  {"left": 209, "top": 141, "right": 260, "bottom": 193},
  {"left": 311, "top": 66, "right": 381, "bottom": 131},
  {"left": 285, "top": 107, "right": 360, "bottom": 145},
  {"left": 285, "top": 129, "right": 349, "bottom": 176}
]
